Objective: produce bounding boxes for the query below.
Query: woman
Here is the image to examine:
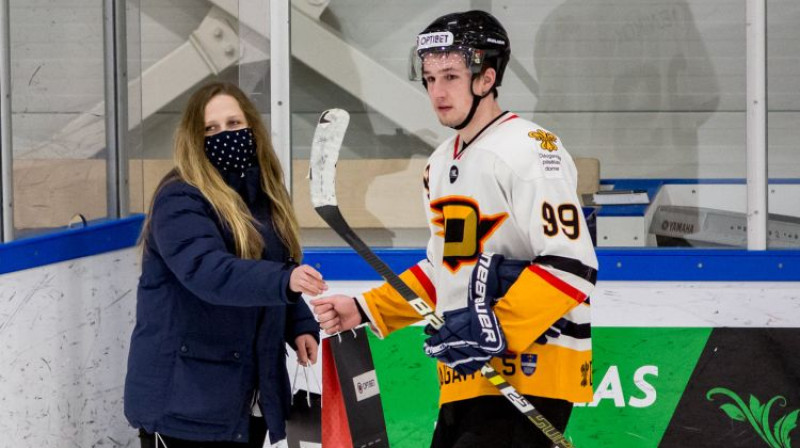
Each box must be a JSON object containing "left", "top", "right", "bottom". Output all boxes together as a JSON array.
[{"left": 125, "top": 82, "right": 325, "bottom": 447}]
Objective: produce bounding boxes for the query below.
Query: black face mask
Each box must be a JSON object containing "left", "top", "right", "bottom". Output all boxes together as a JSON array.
[{"left": 204, "top": 128, "right": 257, "bottom": 176}]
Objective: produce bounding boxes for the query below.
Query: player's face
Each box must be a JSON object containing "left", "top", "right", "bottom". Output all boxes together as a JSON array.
[
  {"left": 421, "top": 52, "right": 475, "bottom": 128},
  {"left": 204, "top": 94, "right": 249, "bottom": 136}
]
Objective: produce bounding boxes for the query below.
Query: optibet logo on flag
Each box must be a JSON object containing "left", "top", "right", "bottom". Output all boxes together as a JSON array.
[{"left": 353, "top": 370, "right": 380, "bottom": 402}]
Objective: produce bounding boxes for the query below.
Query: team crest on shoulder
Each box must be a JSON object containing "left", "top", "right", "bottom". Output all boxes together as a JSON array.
[
  {"left": 528, "top": 129, "right": 559, "bottom": 152},
  {"left": 430, "top": 196, "right": 507, "bottom": 273}
]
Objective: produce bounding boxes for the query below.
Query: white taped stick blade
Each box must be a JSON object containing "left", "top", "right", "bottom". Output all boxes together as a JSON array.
[{"left": 309, "top": 109, "right": 350, "bottom": 208}]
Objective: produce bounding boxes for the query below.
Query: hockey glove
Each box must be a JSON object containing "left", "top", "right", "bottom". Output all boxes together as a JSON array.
[
  {"left": 423, "top": 253, "right": 529, "bottom": 375},
  {"left": 423, "top": 308, "right": 490, "bottom": 375}
]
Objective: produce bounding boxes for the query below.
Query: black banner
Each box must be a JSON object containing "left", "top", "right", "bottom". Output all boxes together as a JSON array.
[{"left": 661, "top": 328, "right": 800, "bottom": 447}]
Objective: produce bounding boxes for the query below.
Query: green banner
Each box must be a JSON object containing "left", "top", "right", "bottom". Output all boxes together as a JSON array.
[
  {"left": 368, "top": 327, "right": 712, "bottom": 447},
  {"left": 368, "top": 328, "right": 440, "bottom": 447},
  {"left": 566, "top": 327, "right": 711, "bottom": 447}
]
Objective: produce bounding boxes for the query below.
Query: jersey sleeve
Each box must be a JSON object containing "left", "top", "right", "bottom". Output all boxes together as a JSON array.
[
  {"left": 491, "top": 143, "right": 598, "bottom": 354},
  {"left": 355, "top": 256, "right": 436, "bottom": 338}
]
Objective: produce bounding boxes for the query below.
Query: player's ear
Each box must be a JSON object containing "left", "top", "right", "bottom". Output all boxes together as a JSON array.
[{"left": 478, "top": 67, "right": 496, "bottom": 96}]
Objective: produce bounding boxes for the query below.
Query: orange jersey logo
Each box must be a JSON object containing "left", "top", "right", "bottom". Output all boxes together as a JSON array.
[{"left": 430, "top": 196, "right": 507, "bottom": 273}]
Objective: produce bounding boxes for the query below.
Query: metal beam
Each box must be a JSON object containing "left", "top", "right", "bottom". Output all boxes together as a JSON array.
[
  {"left": 211, "top": 0, "right": 446, "bottom": 146},
  {"left": 291, "top": 8, "right": 447, "bottom": 147},
  {"left": 21, "top": 1, "right": 445, "bottom": 161},
  {"left": 20, "top": 5, "right": 242, "bottom": 159},
  {"left": 145, "top": 6, "right": 241, "bottom": 118}
]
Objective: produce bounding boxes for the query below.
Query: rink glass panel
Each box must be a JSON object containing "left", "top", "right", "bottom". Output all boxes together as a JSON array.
[
  {"left": 284, "top": 1, "right": 791, "bottom": 250},
  {"left": 8, "top": 0, "right": 143, "bottom": 239},
  {"left": 767, "top": 0, "right": 800, "bottom": 249}
]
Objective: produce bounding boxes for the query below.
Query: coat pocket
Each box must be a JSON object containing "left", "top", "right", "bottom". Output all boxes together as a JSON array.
[{"left": 164, "top": 338, "right": 247, "bottom": 426}]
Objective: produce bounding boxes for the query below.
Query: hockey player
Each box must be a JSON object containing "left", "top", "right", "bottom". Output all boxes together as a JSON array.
[{"left": 312, "top": 10, "right": 598, "bottom": 447}]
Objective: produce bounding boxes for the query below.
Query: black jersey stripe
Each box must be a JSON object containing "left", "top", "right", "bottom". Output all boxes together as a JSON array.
[
  {"left": 557, "top": 320, "right": 591, "bottom": 339},
  {"left": 535, "top": 318, "right": 591, "bottom": 344},
  {"left": 533, "top": 255, "right": 597, "bottom": 284}
]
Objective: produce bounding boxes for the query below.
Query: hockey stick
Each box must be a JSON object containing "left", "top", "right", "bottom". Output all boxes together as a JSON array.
[{"left": 309, "top": 109, "right": 576, "bottom": 448}]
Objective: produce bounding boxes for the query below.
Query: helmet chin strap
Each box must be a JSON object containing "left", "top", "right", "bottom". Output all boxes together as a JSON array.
[{"left": 451, "top": 78, "right": 493, "bottom": 131}]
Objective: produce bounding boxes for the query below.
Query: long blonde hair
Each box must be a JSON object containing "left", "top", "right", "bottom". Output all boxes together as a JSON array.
[{"left": 141, "top": 82, "right": 302, "bottom": 261}]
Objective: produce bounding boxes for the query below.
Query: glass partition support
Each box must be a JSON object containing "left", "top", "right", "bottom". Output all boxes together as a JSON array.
[
  {"left": 126, "top": 0, "right": 144, "bottom": 217},
  {"left": 270, "top": 0, "right": 291, "bottom": 190},
  {"left": 104, "top": 0, "right": 130, "bottom": 218},
  {"left": 746, "top": 0, "right": 768, "bottom": 250},
  {"left": 0, "top": 0, "right": 12, "bottom": 241}
]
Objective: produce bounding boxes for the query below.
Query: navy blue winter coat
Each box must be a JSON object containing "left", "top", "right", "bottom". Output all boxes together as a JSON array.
[{"left": 124, "top": 167, "right": 319, "bottom": 444}]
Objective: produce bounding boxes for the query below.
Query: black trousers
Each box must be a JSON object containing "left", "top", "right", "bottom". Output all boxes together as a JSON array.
[
  {"left": 431, "top": 395, "right": 573, "bottom": 448},
  {"left": 138, "top": 417, "right": 267, "bottom": 448}
]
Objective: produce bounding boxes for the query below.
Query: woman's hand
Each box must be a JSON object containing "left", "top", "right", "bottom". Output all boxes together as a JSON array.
[
  {"left": 294, "top": 333, "right": 319, "bottom": 365},
  {"left": 289, "top": 264, "right": 328, "bottom": 296}
]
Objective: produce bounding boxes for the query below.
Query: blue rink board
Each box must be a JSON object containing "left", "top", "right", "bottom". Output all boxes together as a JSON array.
[
  {"left": 0, "top": 214, "right": 799, "bottom": 281},
  {"left": 304, "top": 247, "right": 800, "bottom": 282},
  {"left": 0, "top": 215, "right": 145, "bottom": 275}
]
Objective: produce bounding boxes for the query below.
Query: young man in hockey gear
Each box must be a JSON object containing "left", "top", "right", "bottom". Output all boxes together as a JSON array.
[{"left": 312, "top": 10, "right": 598, "bottom": 447}]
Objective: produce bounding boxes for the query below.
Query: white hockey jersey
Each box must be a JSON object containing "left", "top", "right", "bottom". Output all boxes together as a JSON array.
[{"left": 357, "top": 112, "right": 598, "bottom": 404}]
